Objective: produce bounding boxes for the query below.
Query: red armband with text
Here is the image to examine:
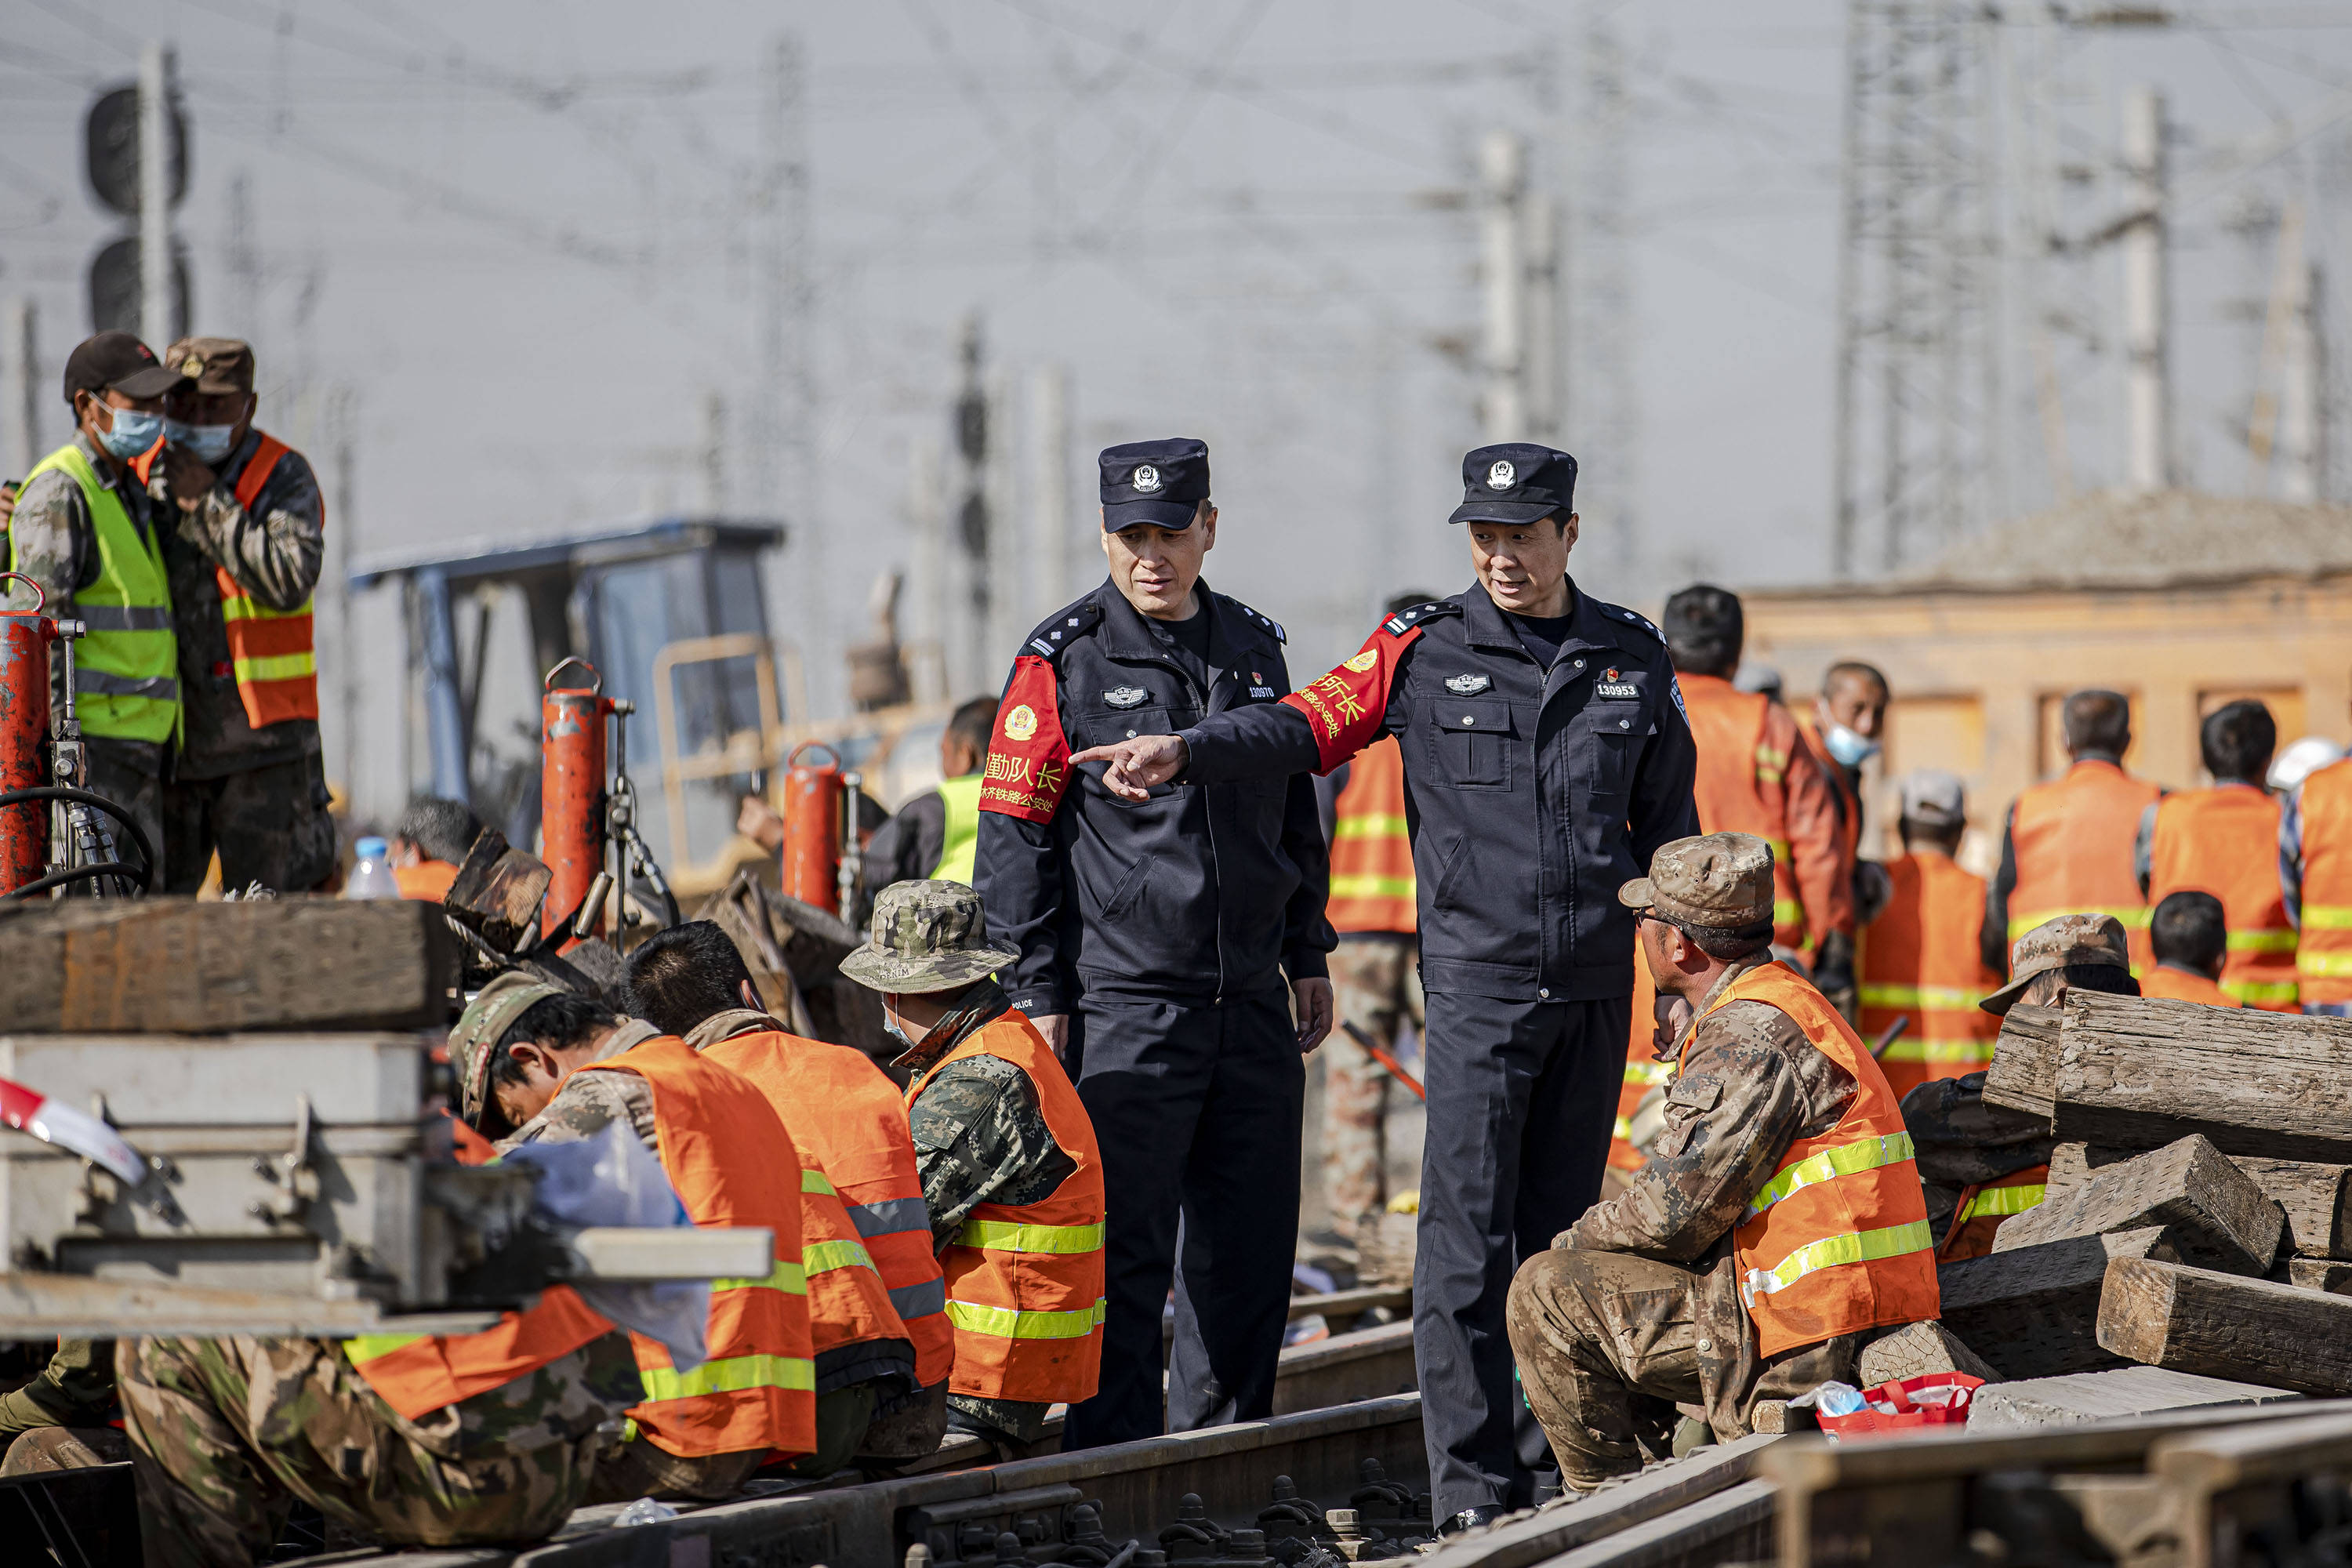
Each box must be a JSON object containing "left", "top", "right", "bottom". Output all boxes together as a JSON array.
[
  {"left": 978, "top": 655, "right": 1073, "bottom": 822},
  {"left": 1279, "top": 621, "right": 1421, "bottom": 774}
]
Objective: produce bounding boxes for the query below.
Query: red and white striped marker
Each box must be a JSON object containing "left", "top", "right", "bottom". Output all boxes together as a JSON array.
[{"left": 0, "top": 1074, "right": 147, "bottom": 1186}]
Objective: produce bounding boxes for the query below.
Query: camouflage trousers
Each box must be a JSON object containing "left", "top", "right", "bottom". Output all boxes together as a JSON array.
[
  {"left": 162, "top": 750, "right": 337, "bottom": 895},
  {"left": 1323, "top": 934, "right": 1423, "bottom": 1224},
  {"left": 119, "top": 1335, "right": 632, "bottom": 1568},
  {"left": 1505, "top": 1247, "right": 1860, "bottom": 1487}
]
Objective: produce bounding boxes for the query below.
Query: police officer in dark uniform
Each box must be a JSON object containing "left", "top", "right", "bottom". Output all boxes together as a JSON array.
[
  {"left": 1073, "top": 445, "right": 1699, "bottom": 1530},
  {"left": 973, "top": 437, "right": 1336, "bottom": 1450}
]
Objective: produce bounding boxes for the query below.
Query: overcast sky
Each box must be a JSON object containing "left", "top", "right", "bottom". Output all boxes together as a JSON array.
[{"left": 5, "top": 1, "right": 2350, "bottom": 815}]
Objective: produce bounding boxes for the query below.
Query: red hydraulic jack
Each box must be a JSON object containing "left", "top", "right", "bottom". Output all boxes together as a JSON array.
[
  {"left": 779, "top": 740, "right": 865, "bottom": 919},
  {"left": 539, "top": 657, "right": 677, "bottom": 947},
  {"left": 0, "top": 573, "right": 153, "bottom": 898}
]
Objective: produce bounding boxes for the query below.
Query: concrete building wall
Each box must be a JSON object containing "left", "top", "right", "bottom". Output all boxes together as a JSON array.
[{"left": 1740, "top": 573, "right": 2352, "bottom": 874}]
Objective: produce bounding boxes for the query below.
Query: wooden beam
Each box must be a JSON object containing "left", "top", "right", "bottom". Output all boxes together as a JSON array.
[
  {"left": 1937, "top": 1227, "right": 2176, "bottom": 1380},
  {"left": 2053, "top": 993, "right": 2352, "bottom": 1163},
  {"left": 2099, "top": 1257, "right": 2352, "bottom": 1396},
  {"left": 1980, "top": 1004, "right": 2060, "bottom": 1120},
  {"left": 2234, "top": 1157, "right": 2352, "bottom": 1260},
  {"left": 1969, "top": 1367, "right": 2299, "bottom": 1432},
  {"left": 1993, "top": 1134, "right": 2283, "bottom": 1276},
  {"left": 0, "top": 897, "right": 457, "bottom": 1033}
]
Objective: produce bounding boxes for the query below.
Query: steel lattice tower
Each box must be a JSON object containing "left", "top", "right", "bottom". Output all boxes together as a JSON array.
[{"left": 1831, "top": 0, "right": 2002, "bottom": 579}]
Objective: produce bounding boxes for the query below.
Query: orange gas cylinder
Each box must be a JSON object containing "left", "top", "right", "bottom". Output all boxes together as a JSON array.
[
  {"left": 0, "top": 575, "right": 54, "bottom": 895},
  {"left": 541, "top": 659, "right": 614, "bottom": 938},
  {"left": 783, "top": 741, "right": 844, "bottom": 915}
]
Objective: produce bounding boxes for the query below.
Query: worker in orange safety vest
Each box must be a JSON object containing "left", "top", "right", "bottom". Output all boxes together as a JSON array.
[
  {"left": 1857, "top": 770, "right": 2002, "bottom": 1102},
  {"left": 1984, "top": 690, "right": 2164, "bottom": 976},
  {"left": 2281, "top": 737, "right": 2352, "bottom": 1018},
  {"left": 1791, "top": 660, "right": 1889, "bottom": 1015},
  {"left": 387, "top": 796, "right": 480, "bottom": 902},
  {"left": 1507, "top": 833, "right": 1938, "bottom": 1486},
  {"left": 2141, "top": 890, "right": 2241, "bottom": 1008},
  {"left": 2140, "top": 699, "right": 2297, "bottom": 1011}
]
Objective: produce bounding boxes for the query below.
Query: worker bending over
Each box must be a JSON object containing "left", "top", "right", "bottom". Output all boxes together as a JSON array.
[
  {"left": 2143, "top": 891, "right": 2239, "bottom": 1008},
  {"left": 1904, "top": 915, "right": 2139, "bottom": 1261},
  {"left": 448, "top": 978, "right": 818, "bottom": 1501},
  {"left": 1506, "top": 833, "right": 1936, "bottom": 1486},
  {"left": 627, "top": 920, "right": 946, "bottom": 1465},
  {"left": 387, "top": 796, "right": 481, "bottom": 901},
  {"left": 837, "top": 880, "right": 1106, "bottom": 1455}
]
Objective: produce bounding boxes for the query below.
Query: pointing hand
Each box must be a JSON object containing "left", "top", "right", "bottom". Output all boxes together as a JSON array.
[{"left": 1069, "top": 735, "right": 1189, "bottom": 801}]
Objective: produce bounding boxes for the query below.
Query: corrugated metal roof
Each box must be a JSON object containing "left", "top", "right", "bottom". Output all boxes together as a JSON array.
[{"left": 1900, "top": 488, "right": 2352, "bottom": 592}]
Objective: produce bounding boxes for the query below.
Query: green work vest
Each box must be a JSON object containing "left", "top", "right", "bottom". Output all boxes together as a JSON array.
[
  {"left": 931, "top": 774, "right": 983, "bottom": 884},
  {"left": 14, "top": 444, "right": 179, "bottom": 742}
]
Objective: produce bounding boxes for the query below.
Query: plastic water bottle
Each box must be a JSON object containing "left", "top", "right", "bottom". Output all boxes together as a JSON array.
[{"left": 343, "top": 836, "right": 401, "bottom": 900}]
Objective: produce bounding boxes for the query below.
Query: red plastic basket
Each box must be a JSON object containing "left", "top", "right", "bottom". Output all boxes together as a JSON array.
[{"left": 1813, "top": 1372, "right": 1984, "bottom": 1439}]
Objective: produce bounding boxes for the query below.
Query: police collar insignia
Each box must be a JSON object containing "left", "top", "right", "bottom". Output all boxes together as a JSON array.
[
  {"left": 1446, "top": 673, "right": 1492, "bottom": 695},
  {"left": 1486, "top": 459, "right": 1515, "bottom": 490},
  {"left": 1132, "top": 464, "right": 1163, "bottom": 493},
  {"left": 1104, "top": 686, "right": 1149, "bottom": 709}
]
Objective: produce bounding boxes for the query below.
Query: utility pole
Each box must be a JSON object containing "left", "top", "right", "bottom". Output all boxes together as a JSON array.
[
  {"left": 763, "top": 35, "right": 819, "bottom": 701},
  {"left": 2281, "top": 262, "right": 2324, "bottom": 503},
  {"left": 225, "top": 171, "right": 260, "bottom": 342},
  {"left": 2121, "top": 85, "right": 2169, "bottom": 495},
  {"left": 700, "top": 391, "right": 727, "bottom": 514},
  {"left": 4, "top": 299, "right": 34, "bottom": 484},
  {"left": 906, "top": 432, "right": 946, "bottom": 702},
  {"left": 1831, "top": 0, "right": 1999, "bottom": 575},
  {"left": 320, "top": 386, "right": 358, "bottom": 797},
  {"left": 1478, "top": 129, "right": 1528, "bottom": 445},
  {"left": 953, "top": 318, "right": 990, "bottom": 695},
  {"left": 139, "top": 44, "right": 176, "bottom": 351},
  {"left": 1027, "top": 364, "right": 1071, "bottom": 623},
  {"left": 1523, "top": 194, "right": 1560, "bottom": 444},
  {"left": 1567, "top": 5, "right": 1639, "bottom": 588},
  {"left": 985, "top": 361, "right": 1017, "bottom": 670}
]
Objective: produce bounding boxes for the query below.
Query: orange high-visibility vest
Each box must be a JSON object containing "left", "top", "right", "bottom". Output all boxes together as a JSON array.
[
  {"left": 1610, "top": 960, "right": 1673, "bottom": 1173},
  {"left": 905, "top": 1011, "right": 1105, "bottom": 1404},
  {"left": 702, "top": 1029, "right": 952, "bottom": 1388},
  {"left": 1794, "top": 712, "right": 1862, "bottom": 875},
  {"left": 342, "top": 1286, "right": 614, "bottom": 1423},
  {"left": 2007, "top": 760, "right": 2164, "bottom": 971},
  {"left": 1857, "top": 851, "right": 2001, "bottom": 1102},
  {"left": 1935, "top": 1165, "right": 2049, "bottom": 1263},
  {"left": 213, "top": 433, "right": 319, "bottom": 728},
  {"left": 2149, "top": 786, "right": 2298, "bottom": 1011},
  {"left": 2140, "top": 964, "right": 2241, "bottom": 1008},
  {"left": 580, "top": 1036, "right": 816, "bottom": 1458},
  {"left": 1327, "top": 736, "right": 1415, "bottom": 934},
  {"left": 1680, "top": 675, "right": 1807, "bottom": 949},
  {"left": 2296, "top": 760, "right": 2352, "bottom": 1006},
  {"left": 1688, "top": 962, "right": 1940, "bottom": 1356},
  {"left": 393, "top": 860, "right": 459, "bottom": 902}
]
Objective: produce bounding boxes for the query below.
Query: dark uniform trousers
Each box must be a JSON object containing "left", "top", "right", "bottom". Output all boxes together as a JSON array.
[
  {"left": 1062, "top": 985, "right": 1304, "bottom": 1447},
  {"left": 1417, "top": 990, "right": 1628, "bottom": 1512}
]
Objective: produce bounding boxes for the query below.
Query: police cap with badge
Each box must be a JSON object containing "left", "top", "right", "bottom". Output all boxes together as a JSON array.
[
  {"left": 1100, "top": 437, "right": 1210, "bottom": 532},
  {"left": 1450, "top": 443, "right": 1577, "bottom": 525}
]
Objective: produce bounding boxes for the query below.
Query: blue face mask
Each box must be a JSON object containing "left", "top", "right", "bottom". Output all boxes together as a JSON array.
[
  {"left": 166, "top": 419, "right": 239, "bottom": 465},
  {"left": 95, "top": 406, "right": 165, "bottom": 463},
  {"left": 1823, "top": 722, "right": 1881, "bottom": 769}
]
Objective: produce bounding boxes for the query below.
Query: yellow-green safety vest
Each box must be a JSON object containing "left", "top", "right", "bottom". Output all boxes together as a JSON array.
[
  {"left": 13, "top": 443, "right": 179, "bottom": 742},
  {"left": 931, "top": 773, "right": 983, "bottom": 884}
]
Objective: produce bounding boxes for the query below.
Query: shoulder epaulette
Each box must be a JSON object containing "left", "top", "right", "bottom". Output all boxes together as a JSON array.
[
  {"left": 1595, "top": 600, "right": 1666, "bottom": 644},
  {"left": 1025, "top": 599, "right": 1103, "bottom": 660},
  {"left": 1381, "top": 600, "right": 1462, "bottom": 637},
  {"left": 1214, "top": 593, "right": 1287, "bottom": 644}
]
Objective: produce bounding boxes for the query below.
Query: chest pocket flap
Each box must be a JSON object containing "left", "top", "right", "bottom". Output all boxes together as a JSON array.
[
  {"left": 1429, "top": 697, "right": 1514, "bottom": 789},
  {"left": 1653, "top": 1072, "right": 1723, "bottom": 1160}
]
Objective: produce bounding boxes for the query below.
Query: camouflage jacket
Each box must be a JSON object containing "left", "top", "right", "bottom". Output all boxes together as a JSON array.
[
  {"left": 1566, "top": 957, "right": 1857, "bottom": 1261},
  {"left": 0, "top": 1338, "right": 114, "bottom": 1438},
  {"left": 495, "top": 1019, "right": 663, "bottom": 1154},
  {"left": 900, "top": 982, "right": 1076, "bottom": 1255},
  {"left": 1899, "top": 1069, "right": 2055, "bottom": 1242},
  {"left": 158, "top": 428, "right": 325, "bottom": 779}
]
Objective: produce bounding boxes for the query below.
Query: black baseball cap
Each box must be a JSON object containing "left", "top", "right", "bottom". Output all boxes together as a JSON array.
[
  {"left": 62, "top": 331, "right": 190, "bottom": 405},
  {"left": 1100, "top": 438, "right": 1210, "bottom": 532},
  {"left": 1449, "top": 443, "right": 1577, "bottom": 524}
]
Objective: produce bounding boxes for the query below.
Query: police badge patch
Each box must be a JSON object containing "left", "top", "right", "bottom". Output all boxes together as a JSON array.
[
  {"left": 1132, "top": 464, "right": 1163, "bottom": 493},
  {"left": 1103, "top": 687, "right": 1149, "bottom": 709},
  {"left": 1445, "top": 673, "right": 1492, "bottom": 695},
  {"left": 1486, "top": 459, "right": 1515, "bottom": 491}
]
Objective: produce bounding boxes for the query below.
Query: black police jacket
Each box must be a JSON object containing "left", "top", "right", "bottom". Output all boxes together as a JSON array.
[
  {"left": 1175, "top": 580, "right": 1699, "bottom": 1003},
  {"left": 973, "top": 578, "right": 1334, "bottom": 1015}
]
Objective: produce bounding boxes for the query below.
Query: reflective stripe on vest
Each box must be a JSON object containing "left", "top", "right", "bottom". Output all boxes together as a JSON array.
[
  {"left": 2151, "top": 786, "right": 2298, "bottom": 1012},
  {"left": 16, "top": 443, "right": 177, "bottom": 742},
  {"left": 909, "top": 1011, "right": 1107, "bottom": 1404},
  {"left": 342, "top": 1284, "right": 613, "bottom": 1423},
  {"left": 931, "top": 774, "right": 982, "bottom": 884},
  {"left": 1696, "top": 962, "right": 1940, "bottom": 1356},
  {"left": 2006, "top": 760, "right": 2162, "bottom": 967},
  {"left": 214, "top": 433, "right": 319, "bottom": 728},
  {"left": 845, "top": 1195, "right": 931, "bottom": 1239},
  {"left": 1955, "top": 1181, "right": 2045, "bottom": 1223},
  {"left": 578, "top": 1036, "right": 815, "bottom": 1459},
  {"left": 1327, "top": 736, "right": 1416, "bottom": 933}
]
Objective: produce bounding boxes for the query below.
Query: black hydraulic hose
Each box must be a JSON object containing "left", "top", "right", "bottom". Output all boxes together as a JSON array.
[
  {"left": 0, "top": 786, "right": 156, "bottom": 891},
  {"left": 6, "top": 861, "right": 143, "bottom": 899}
]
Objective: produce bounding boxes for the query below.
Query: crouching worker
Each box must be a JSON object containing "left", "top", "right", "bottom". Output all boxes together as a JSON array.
[
  {"left": 120, "top": 1280, "right": 638, "bottom": 1566},
  {"left": 445, "top": 978, "right": 819, "bottom": 1502},
  {"left": 1506, "top": 834, "right": 1938, "bottom": 1487},
  {"left": 837, "top": 881, "right": 1105, "bottom": 1455}
]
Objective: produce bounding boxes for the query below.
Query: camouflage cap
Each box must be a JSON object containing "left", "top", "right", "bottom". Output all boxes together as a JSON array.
[
  {"left": 1980, "top": 912, "right": 2131, "bottom": 1017},
  {"left": 839, "top": 880, "right": 1020, "bottom": 994},
  {"left": 1617, "top": 832, "right": 1775, "bottom": 932},
  {"left": 162, "top": 337, "right": 255, "bottom": 395},
  {"left": 448, "top": 971, "right": 563, "bottom": 1127}
]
